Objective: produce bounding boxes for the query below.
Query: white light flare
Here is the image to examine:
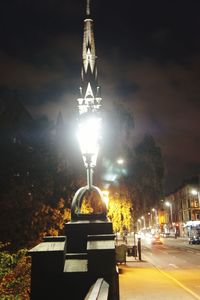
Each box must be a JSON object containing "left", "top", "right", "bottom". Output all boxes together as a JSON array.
[
  {"left": 117, "top": 158, "right": 124, "bottom": 165},
  {"left": 191, "top": 189, "right": 198, "bottom": 196},
  {"left": 77, "top": 116, "right": 101, "bottom": 167},
  {"left": 102, "top": 190, "right": 109, "bottom": 208}
]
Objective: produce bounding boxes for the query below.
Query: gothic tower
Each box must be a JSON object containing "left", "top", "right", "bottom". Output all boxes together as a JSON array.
[{"left": 77, "top": 0, "right": 102, "bottom": 116}]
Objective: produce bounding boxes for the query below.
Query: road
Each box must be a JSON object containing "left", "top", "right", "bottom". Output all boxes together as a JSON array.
[
  {"left": 119, "top": 236, "right": 200, "bottom": 299},
  {"left": 142, "top": 237, "right": 200, "bottom": 298}
]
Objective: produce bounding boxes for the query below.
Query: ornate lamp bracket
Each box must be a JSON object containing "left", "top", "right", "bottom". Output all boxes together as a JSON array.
[{"left": 71, "top": 185, "right": 107, "bottom": 221}]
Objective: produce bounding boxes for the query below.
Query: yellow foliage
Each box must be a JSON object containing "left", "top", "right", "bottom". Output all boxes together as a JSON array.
[
  {"left": 80, "top": 199, "right": 94, "bottom": 214},
  {"left": 79, "top": 190, "right": 103, "bottom": 214},
  {"left": 48, "top": 228, "right": 59, "bottom": 236},
  {"left": 63, "top": 208, "right": 71, "bottom": 222},
  {"left": 107, "top": 193, "right": 132, "bottom": 233},
  {"left": 39, "top": 199, "right": 71, "bottom": 238},
  {"left": 58, "top": 198, "right": 65, "bottom": 209}
]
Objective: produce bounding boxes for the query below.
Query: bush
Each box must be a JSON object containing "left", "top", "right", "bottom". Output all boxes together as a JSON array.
[{"left": 0, "top": 244, "right": 31, "bottom": 299}]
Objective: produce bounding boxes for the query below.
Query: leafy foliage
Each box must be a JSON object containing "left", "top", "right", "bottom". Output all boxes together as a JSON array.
[
  {"left": 0, "top": 244, "right": 31, "bottom": 299},
  {"left": 80, "top": 190, "right": 106, "bottom": 214},
  {"left": 107, "top": 183, "right": 133, "bottom": 233},
  {"left": 0, "top": 112, "right": 80, "bottom": 251},
  {"left": 0, "top": 196, "right": 71, "bottom": 251}
]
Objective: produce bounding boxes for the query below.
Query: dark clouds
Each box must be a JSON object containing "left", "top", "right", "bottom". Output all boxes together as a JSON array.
[{"left": 0, "top": 0, "right": 200, "bottom": 192}]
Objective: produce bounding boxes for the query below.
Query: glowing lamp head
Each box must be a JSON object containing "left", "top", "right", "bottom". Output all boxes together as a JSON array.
[
  {"left": 191, "top": 189, "right": 198, "bottom": 196},
  {"left": 165, "top": 201, "right": 171, "bottom": 207},
  {"left": 77, "top": 115, "right": 101, "bottom": 168},
  {"left": 117, "top": 158, "right": 124, "bottom": 165}
]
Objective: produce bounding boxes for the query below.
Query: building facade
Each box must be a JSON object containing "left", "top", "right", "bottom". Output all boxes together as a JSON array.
[{"left": 163, "top": 177, "right": 200, "bottom": 237}]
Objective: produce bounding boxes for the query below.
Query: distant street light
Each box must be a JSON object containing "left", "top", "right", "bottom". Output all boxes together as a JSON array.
[
  {"left": 191, "top": 189, "right": 198, "bottom": 195},
  {"left": 147, "top": 212, "right": 151, "bottom": 227},
  {"left": 141, "top": 216, "right": 146, "bottom": 229},
  {"left": 191, "top": 189, "right": 200, "bottom": 207},
  {"left": 165, "top": 201, "right": 173, "bottom": 225},
  {"left": 117, "top": 158, "right": 124, "bottom": 165},
  {"left": 137, "top": 219, "right": 141, "bottom": 231},
  {"left": 152, "top": 208, "right": 159, "bottom": 227}
]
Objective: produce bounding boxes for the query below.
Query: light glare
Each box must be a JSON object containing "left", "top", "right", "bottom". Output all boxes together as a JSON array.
[
  {"left": 191, "top": 189, "right": 198, "bottom": 196},
  {"left": 77, "top": 116, "right": 101, "bottom": 167}
]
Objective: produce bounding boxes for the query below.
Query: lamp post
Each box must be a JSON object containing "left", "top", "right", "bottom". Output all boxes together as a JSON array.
[
  {"left": 190, "top": 188, "right": 200, "bottom": 223},
  {"left": 147, "top": 212, "right": 151, "bottom": 227},
  {"left": 152, "top": 208, "right": 158, "bottom": 227},
  {"left": 29, "top": 2, "right": 119, "bottom": 299},
  {"left": 141, "top": 216, "right": 146, "bottom": 229},
  {"left": 69, "top": 1, "right": 119, "bottom": 298},
  {"left": 165, "top": 201, "right": 173, "bottom": 225},
  {"left": 137, "top": 219, "right": 141, "bottom": 231},
  {"left": 71, "top": 113, "right": 107, "bottom": 221}
]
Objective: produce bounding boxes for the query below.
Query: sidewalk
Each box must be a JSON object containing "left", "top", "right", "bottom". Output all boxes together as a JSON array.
[{"left": 119, "top": 256, "right": 196, "bottom": 300}]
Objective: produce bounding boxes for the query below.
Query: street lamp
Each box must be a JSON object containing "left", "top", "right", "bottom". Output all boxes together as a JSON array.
[
  {"left": 137, "top": 219, "right": 141, "bottom": 231},
  {"left": 147, "top": 212, "right": 151, "bottom": 227},
  {"left": 77, "top": 115, "right": 101, "bottom": 188},
  {"left": 191, "top": 189, "right": 200, "bottom": 206},
  {"left": 71, "top": 113, "right": 107, "bottom": 221},
  {"left": 165, "top": 201, "right": 173, "bottom": 225},
  {"left": 117, "top": 158, "right": 124, "bottom": 165},
  {"left": 29, "top": 2, "right": 119, "bottom": 299},
  {"left": 152, "top": 208, "right": 158, "bottom": 227},
  {"left": 141, "top": 216, "right": 146, "bottom": 229}
]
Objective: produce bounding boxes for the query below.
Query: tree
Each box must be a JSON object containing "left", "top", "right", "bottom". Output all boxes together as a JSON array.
[
  {"left": 0, "top": 108, "right": 80, "bottom": 250},
  {"left": 0, "top": 186, "right": 71, "bottom": 250},
  {"left": 107, "top": 182, "right": 133, "bottom": 233},
  {"left": 127, "top": 134, "right": 164, "bottom": 215},
  {"left": 0, "top": 244, "right": 31, "bottom": 299}
]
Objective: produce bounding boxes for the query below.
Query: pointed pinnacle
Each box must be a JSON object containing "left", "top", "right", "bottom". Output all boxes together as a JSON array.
[{"left": 86, "top": 0, "right": 90, "bottom": 16}]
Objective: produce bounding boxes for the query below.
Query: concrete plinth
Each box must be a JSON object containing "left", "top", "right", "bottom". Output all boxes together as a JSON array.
[
  {"left": 29, "top": 236, "right": 66, "bottom": 300},
  {"left": 86, "top": 233, "right": 119, "bottom": 300},
  {"left": 65, "top": 220, "right": 113, "bottom": 252},
  {"left": 29, "top": 221, "right": 119, "bottom": 299}
]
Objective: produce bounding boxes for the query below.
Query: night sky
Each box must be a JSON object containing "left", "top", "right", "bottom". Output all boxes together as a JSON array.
[{"left": 0, "top": 0, "right": 200, "bottom": 193}]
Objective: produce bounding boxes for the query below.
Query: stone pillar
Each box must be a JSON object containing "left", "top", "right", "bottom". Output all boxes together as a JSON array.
[
  {"left": 29, "top": 236, "right": 66, "bottom": 300},
  {"left": 87, "top": 233, "right": 119, "bottom": 300}
]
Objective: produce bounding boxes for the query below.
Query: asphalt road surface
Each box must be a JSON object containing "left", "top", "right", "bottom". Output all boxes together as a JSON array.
[
  {"left": 119, "top": 236, "right": 200, "bottom": 299},
  {"left": 143, "top": 237, "right": 200, "bottom": 298}
]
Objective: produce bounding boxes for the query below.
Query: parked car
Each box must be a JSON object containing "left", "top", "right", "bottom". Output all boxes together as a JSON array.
[{"left": 188, "top": 235, "right": 200, "bottom": 244}]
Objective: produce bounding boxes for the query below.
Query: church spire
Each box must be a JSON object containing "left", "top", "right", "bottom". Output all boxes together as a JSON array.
[
  {"left": 77, "top": 0, "right": 102, "bottom": 115},
  {"left": 86, "top": 0, "right": 90, "bottom": 16}
]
